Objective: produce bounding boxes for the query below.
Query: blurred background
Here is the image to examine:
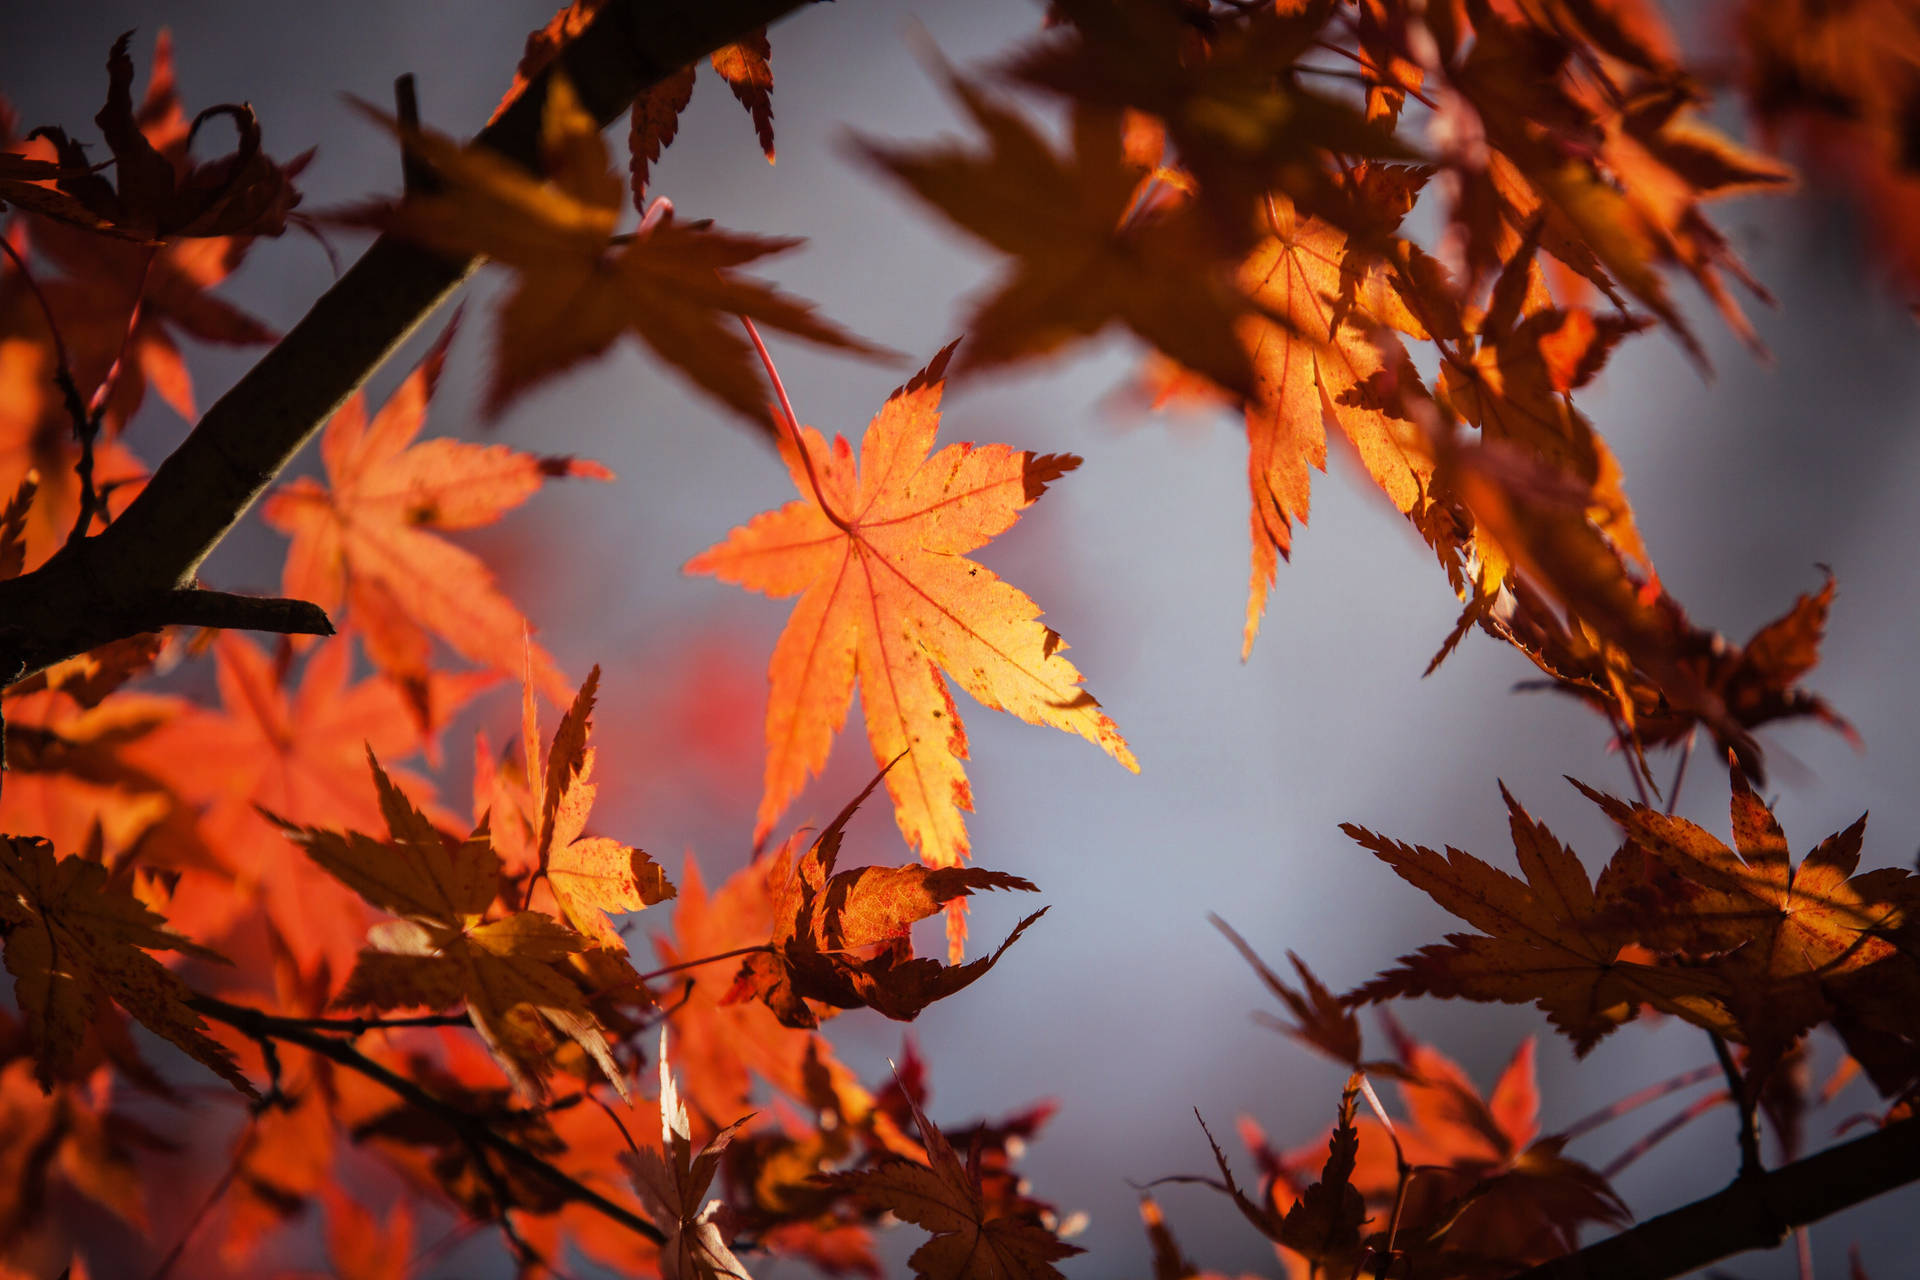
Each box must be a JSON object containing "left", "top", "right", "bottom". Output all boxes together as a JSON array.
[{"left": 5, "top": 1, "right": 1918, "bottom": 1275}]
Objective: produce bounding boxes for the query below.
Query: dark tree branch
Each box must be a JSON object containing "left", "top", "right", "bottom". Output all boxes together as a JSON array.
[
  {"left": 190, "top": 994, "right": 668, "bottom": 1248},
  {"left": 0, "top": 0, "right": 812, "bottom": 684},
  {"left": 1514, "top": 1115, "right": 1920, "bottom": 1280}
]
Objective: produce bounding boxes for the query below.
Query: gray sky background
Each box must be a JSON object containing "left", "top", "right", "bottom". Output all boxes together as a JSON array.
[{"left": 5, "top": 2, "right": 1919, "bottom": 1276}]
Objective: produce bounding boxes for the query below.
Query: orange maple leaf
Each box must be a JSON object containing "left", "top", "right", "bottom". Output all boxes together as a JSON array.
[
  {"left": 1578, "top": 764, "right": 1905, "bottom": 1072},
  {"left": 516, "top": 664, "right": 675, "bottom": 946},
  {"left": 687, "top": 344, "right": 1136, "bottom": 956},
  {"left": 263, "top": 324, "right": 607, "bottom": 710},
  {"left": 351, "top": 74, "right": 885, "bottom": 423},
  {"left": 1236, "top": 190, "right": 1435, "bottom": 656},
  {"left": 119, "top": 634, "right": 485, "bottom": 975}
]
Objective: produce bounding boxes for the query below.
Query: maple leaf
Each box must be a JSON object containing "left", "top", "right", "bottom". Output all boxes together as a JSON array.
[
  {"left": 627, "top": 1029, "right": 756, "bottom": 1280},
  {"left": 117, "top": 634, "right": 481, "bottom": 975},
  {"left": 687, "top": 343, "right": 1135, "bottom": 957},
  {"left": 1350, "top": 1030, "right": 1630, "bottom": 1269},
  {"left": 263, "top": 323, "right": 608, "bottom": 712},
  {"left": 1345, "top": 783, "right": 1734, "bottom": 1052},
  {"left": 350, "top": 74, "right": 886, "bottom": 424},
  {"left": 1442, "top": 436, "right": 1775, "bottom": 778},
  {"left": 21, "top": 31, "right": 284, "bottom": 428},
  {"left": 730, "top": 767, "right": 1045, "bottom": 1028},
  {"left": 516, "top": 663, "right": 675, "bottom": 945},
  {"left": 1181, "top": 1079, "right": 1365, "bottom": 1273},
  {"left": 31, "top": 32, "right": 304, "bottom": 241},
  {"left": 272, "top": 749, "right": 631, "bottom": 1098},
  {"left": 1006, "top": 0, "right": 1415, "bottom": 252},
  {"left": 0, "top": 834, "right": 249, "bottom": 1094},
  {"left": 1235, "top": 188, "right": 1436, "bottom": 655},
  {"left": 657, "top": 852, "right": 870, "bottom": 1134},
  {"left": 0, "top": 1057, "right": 150, "bottom": 1247},
  {"left": 1519, "top": 570, "right": 1856, "bottom": 760},
  {"left": 1211, "top": 915, "right": 1365, "bottom": 1069},
  {"left": 1576, "top": 764, "right": 1906, "bottom": 1074},
  {"left": 820, "top": 1067, "right": 1083, "bottom": 1279},
  {"left": 858, "top": 77, "right": 1262, "bottom": 396}
]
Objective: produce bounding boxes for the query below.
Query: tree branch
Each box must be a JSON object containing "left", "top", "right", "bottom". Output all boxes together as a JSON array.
[
  {"left": 189, "top": 994, "right": 667, "bottom": 1247},
  {"left": 1515, "top": 1115, "right": 1920, "bottom": 1280},
  {"left": 0, "top": 0, "right": 813, "bottom": 684}
]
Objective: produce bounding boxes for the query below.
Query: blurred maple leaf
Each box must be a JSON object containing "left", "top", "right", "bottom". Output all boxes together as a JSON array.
[
  {"left": 858, "top": 78, "right": 1262, "bottom": 396},
  {"left": 1350, "top": 1030, "right": 1630, "bottom": 1270},
  {"left": 28, "top": 32, "right": 305, "bottom": 241},
  {"left": 688, "top": 342, "right": 1135, "bottom": 958},
  {"left": 262, "top": 321, "right": 606, "bottom": 714},
  {"left": 349, "top": 74, "right": 887, "bottom": 424},
  {"left": 119, "top": 634, "right": 482, "bottom": 975}
]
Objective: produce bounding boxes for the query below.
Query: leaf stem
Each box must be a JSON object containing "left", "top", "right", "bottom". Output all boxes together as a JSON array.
[
  {"left": 1557, "top": 1063, "right": 1722, "bottom": 1144},
  {"left": 635, "top": 943, "right": 770, "bottom": 984},
  {"left": 1666, "top": 728, "right": 1696, "bottom": 816},
  {"left": 740, "top": 314, "right": 850, "bottom": 531}
]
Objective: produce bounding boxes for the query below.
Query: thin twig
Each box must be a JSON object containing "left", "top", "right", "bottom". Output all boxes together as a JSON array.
[
  {"left": 1667, "top": 729, "right": 1696, "bottom": 816},
  {"left": 1602, "top": 1089, "right": 1732, "bottom": 1180},
  {"left": 1558, "top": 1063, "right": 1723, "bottom": 1144},
  {"left": 1710, "top": 1033, "right": 1765, "bottom": 1181},
  {"left": 189, "top": 994, "right": 667, "bottom": 1247},
  {"left": 144, "top": 1126, "right": 252, "bottom": 1280}
]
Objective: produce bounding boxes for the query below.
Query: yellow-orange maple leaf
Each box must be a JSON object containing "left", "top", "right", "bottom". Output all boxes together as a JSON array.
[
  {"left": 686, "top": 344, "right": 1137, "bottom": 956},
  {"left": 518, "top": 664, "right": 674, "bottom": 946},
  {"left": 1238, "top": 193, "right": 1434, "bottom": 656}
]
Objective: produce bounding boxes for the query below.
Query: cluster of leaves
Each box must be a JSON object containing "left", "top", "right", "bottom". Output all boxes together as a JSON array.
[{"left": 0, "top": 0, "right": 1916, "bottom": 1277}]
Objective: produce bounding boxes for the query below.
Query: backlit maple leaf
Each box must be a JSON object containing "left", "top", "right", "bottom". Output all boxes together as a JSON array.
[
  {"left": 273, "top": 750, "right": 629, "bottom": 1098},
  {"left": 515, "top": 664, "right": 674, "bottom": 946},
  {"left": 1236, "top": 189, "right": 1435, "bottom": 656},
  {"left": 351, "top": 74, "right": 886, "bottom": 424},
  {"left": 687, "top": 343, "right": 1136, "bottom": 957},
  {"left": 730, "top": 768, "right": 1045, "bottom": 1028},
  {"left": 1578, "top": 765, "right": 1906, "bottom": 1074},
  {"left": 821, "top": 1067, "right": 1082, "bottom": 1279},
  {"left": 1350, "top": 1032, "right": 1629, "bottom": 1269},
  {"left": 627, "top": 1029, "right": 755, "bottom": 1280},
  {"left": 262, "top": 323, "right": 607, "bottom": 711},
  {"left": 0, "top": 835, "right": 249, "bottom": 1094},
  {"left": 1346, "top": 783, "right": 1734, "bottom": 1052}
]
